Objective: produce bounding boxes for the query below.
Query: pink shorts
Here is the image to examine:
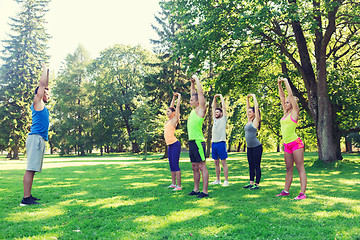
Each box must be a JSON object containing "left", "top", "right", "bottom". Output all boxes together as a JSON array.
[{"left": 284, "top": 138, "right": 304, "bottom": 154}]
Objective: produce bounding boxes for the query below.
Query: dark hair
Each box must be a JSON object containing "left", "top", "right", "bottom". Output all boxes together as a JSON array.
[
  {"left": 34, "top": 86, "right": 49, "bottom": 95},
  {"left": 215, "top": 107, "right": 223, "bottom": 113},
  {"left": 250, "top": 107, "right": 261, "bottom": 130},
  {"left": 191, "top": 93, "right": 198, "bottom": 101},
  {"left": 168, "top": 107, "right": 176, "bottom": 112}
]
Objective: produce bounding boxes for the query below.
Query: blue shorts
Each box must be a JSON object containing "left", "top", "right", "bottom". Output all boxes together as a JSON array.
[
  {"left": 168, "top": 141, "right": 181, "bottom": 171},
  {"left": 212, "top": 141, "right": 228, "bottom": 160}
]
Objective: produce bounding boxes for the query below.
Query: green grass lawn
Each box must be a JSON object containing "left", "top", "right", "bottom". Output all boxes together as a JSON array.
[{"left": 0, "top": 152, "right": 359, "bottom": 240}]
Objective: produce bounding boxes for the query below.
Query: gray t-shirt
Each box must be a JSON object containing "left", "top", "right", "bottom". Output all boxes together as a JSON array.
[
  {"left": 212, "top": 115, "right": 227, "bottom": 143},
  {"left": 244, "top": 122, "right": 261, "bottom": 148}
]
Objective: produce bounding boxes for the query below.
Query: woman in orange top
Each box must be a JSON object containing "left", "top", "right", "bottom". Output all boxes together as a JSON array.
[{"left": 164, "top": 92, "right": 182, "bottom": 190}]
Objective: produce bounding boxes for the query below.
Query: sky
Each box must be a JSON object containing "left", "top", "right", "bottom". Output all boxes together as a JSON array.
[{"left": 0, "top": 0, "right": 161, "bottom": 72}]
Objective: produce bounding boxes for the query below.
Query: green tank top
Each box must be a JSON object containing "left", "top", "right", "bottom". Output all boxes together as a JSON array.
[
  {"left": 187, "top": 109, "right": 205, "bottom": 141},
  {"left": 280, "top": 114, "right": 299, "bottom": 144}
]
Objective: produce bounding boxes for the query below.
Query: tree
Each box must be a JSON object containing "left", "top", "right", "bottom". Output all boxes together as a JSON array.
[
  {"left": 0, "top": 0, "right": 50, "bottom": 159},
  {"left": 145, "top": 2, "right": 189, "bottom": 158},
  {"left": 51, "top": 45, "right": 92, "bottom": 156},
  {"left": 165, "top": 0, "right": 360, "bottom": 162},
  {"left": 88, "top": 44, "right": 156, "bottom": 153}
]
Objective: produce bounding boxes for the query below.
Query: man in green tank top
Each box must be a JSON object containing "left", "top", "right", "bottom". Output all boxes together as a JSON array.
[{"left": 187, "top": 75, "right": 209, "bottom": 198}]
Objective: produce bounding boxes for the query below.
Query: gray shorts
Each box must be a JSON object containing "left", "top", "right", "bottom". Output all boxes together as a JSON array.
[{"left": 26, "top": 134, "right": 46, "bottom": 172}]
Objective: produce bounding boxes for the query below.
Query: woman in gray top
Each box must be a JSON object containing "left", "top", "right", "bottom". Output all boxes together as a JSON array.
[{"left": 243, "top": 94, "right": 262, "bottom": 190}]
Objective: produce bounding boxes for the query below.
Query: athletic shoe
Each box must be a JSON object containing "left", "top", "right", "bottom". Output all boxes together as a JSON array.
[
  {"left": 173, "top": 186, "right": 182, "bottom": 191},
  {"left": 250, "top": 185, "right": 259, "bottom": 190},
  {"left": 20, "top": 197, "right": 41, "bottom": 206},
  {"left": 242, "top": 184, "right": 253, "bottom": 189},
  {"left": 276, "top": 190, "right": 289, "bottom": 197},
  {"left": 294, "top": 193, "right": 307, "bottom": 200},
  {"left": 30, "top": 195, "right": 41, "bottom": 201},
  {"left": 222, "top": 181, "right": 229, "bottom": 186},
  {"left": 167, "top": 184, "right": 177, "bottom": 188},
  {"left": 210, "top": 180, "right": 221, "bottom": 185},
  {"left": 188, "top": 190, "right": 200, "bottom": 196},
  {"left": 196, "top": 192, "right": 209, "bottom": 198}
]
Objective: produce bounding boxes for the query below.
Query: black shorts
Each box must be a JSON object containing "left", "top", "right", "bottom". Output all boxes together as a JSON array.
[{"left": 189, "top": 140, "right": 206, "bottom": 163}]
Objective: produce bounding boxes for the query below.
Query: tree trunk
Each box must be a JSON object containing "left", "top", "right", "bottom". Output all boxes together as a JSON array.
[
  {"left": 132, "top": 142, "right": 140, "bottom": 153},
  {"left": 345, "top": 136, "right": 352, "bottom": 153},
  {"left": 100, "top": 146, "right": 103, "bottom": 156},
  {"left": 49, "top": 141, "right": 53, "bottom": 154},
  {"left": 206, "top": 103, "right": 212, "bottom": 158},
  {"left": 315, "top": 46, "right": 339, "bottom": 162},
  {"left": 237, "top": 142, "right": 241, "bottom": 152},
  {"left": 287, "top": 3, "right": 341, "bottom": 162},
  {"left": 6, "top": 149, "right": 12, "bottom": 158},
  {"left": 161, "top": 144, "right": 168, "bottom": 159},
  {"left": 333, "top": 118, "right": 343, "bottom": 160},
  {"left": 11, "top": 146, "right": 19, "bottom": 160}
]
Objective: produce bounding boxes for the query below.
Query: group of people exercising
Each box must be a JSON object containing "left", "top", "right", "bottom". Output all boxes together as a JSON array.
[
  {"left": 20, "top": 68, "right": 307, "bottom": 206},
  {"left": 164, "top": 75, "right": 307, "bottom": 200}
]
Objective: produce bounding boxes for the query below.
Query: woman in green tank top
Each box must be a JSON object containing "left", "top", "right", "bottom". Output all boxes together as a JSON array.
[{"left": 276, "top": 77, "right": 307, "bottom": 200}]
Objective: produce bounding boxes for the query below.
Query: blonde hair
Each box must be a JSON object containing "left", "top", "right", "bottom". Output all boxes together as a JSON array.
[{"left": 287, "top": 96, "right": 299, "bottom": 102}]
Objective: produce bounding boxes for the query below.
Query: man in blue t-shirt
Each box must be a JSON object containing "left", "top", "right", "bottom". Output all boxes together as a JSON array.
[{"left": 20, "top": 64, "right": 50, "bottom": 206}]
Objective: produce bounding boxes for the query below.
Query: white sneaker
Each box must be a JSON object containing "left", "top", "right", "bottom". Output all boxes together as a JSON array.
[
  {"left": 210, "top": 180, "right": 221, "bottom": 185},
  {"left": 166, "top": 184, "right": 176, "bottom": 188},
  {"left": 222, "top": 181, "right": 229, "bottom": 186}
]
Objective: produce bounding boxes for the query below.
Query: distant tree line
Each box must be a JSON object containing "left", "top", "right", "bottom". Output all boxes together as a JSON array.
[{"left": 1, "top": 0, "right": 359, "bottom": 162}]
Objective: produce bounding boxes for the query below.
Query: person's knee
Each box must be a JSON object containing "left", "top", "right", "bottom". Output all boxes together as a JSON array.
[
  {"left": 221, "top": 159, "right": 227, "bottom": 167},
  {"left": 199, "top": 162, "right": 208, "bottom": 171},
  {"left": 286, "top": 165, "right": 293, "bottom": 172},
  {"left": 192, "top": 163, "right": 199, "bottom": 171},
  {"left": 214, "top": 160, "right": 220, "bottom": 166},
  {"left": 296, "top": 165, "right": 306, "bottom": 174}
]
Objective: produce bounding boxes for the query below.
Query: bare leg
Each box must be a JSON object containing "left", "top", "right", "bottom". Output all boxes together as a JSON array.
[
  {"left": 171, "top": 172, "right": 176, "bottom": 186},
  {"left": 284, "top": 152, "right": 294, "bottom": 192},
  {"left": 199, "top": 161, "right": 209, "bottom": 194},
  {"left": 221, "top": 159, "right": 228, "bottom": 182},
  {"left": 23, "top": 170, "right": 35, "bottom": 198},
  {"left": 192, "top": 163, "right": 200, "bottom": 192},
  {"left": 214, "top": 159, "right": 221, "bottom": 181},
  {"left": 175, "top": 171, "right": 181, "bottom": 187},
  {"left": 293, "top": 148, "right": 307, "bottom": 193}
]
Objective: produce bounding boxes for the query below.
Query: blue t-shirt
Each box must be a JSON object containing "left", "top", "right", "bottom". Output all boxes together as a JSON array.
[{"left": 28, "top": 104, "right": 50, "bottom": 141}]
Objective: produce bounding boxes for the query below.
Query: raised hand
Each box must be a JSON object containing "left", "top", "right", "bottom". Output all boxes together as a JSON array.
[{"left": 191, "top": 75, "right": 199, "bottom": 82}]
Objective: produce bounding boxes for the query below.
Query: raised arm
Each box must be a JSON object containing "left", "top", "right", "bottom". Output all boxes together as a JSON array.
[
  {"left": 190, "top": 77, "right": 196, "bottom": 97},
  {"left": 212, "top": 94, "right": 218, "bottom": 117},
  {"left": 283, "top": 77, "right": 299, "bottom": 114},
  {"left": 277, "top": 77, "right": 286, "bottom": 111},
  {"left": 219, "top": 94, "right": 226, "bottom": 116},
  {"left": 174, "top": 93, "right": 181, "bottom": 122},
  {"left": 252, "top": 94, "right": 260, "bottom": 129},
  {"left": 33, "top": 64, "right": 49, "bottom": 110},
  {"left": 246, "top": 94, "right": 251, "bottom": 110},
  {"left": 192, "top": 75, "right": 206, "bottom": 109},
  {"left": 170, "top": 93, "right": 176, "bottom": 108}
]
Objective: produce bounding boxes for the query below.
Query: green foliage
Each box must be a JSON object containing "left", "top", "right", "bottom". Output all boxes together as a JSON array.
[
  {"left": 0, "top": 0, "right": 50, "bottom": 159},
  {"left": 51, "top": 45, "right": 92, "bottom": 156},
  {"left": 88, "top": 44, "right": 157, "bottom": 153},
  {"left": 0, "top": 152, "right": 359, "bottom": 239},
  {"left": 159, "top": 0, "right": 360, "bottom": 161}
]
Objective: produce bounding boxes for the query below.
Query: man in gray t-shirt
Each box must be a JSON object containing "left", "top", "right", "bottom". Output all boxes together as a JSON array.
[{"left": 210, "top": 94, "right": 229, "bottom": 186}]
